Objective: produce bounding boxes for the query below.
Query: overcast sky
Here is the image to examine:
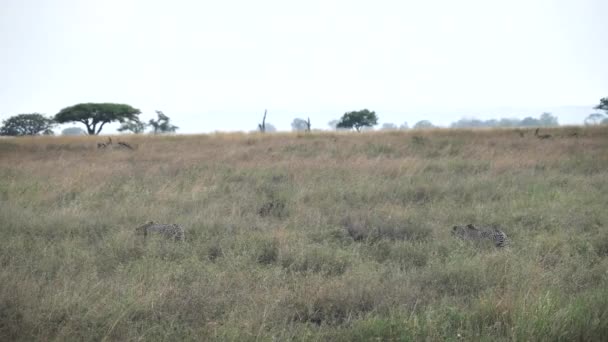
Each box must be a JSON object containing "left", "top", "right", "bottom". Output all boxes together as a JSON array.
[{"left": 1, "top": 0, "right": 607, "bottom": 133}]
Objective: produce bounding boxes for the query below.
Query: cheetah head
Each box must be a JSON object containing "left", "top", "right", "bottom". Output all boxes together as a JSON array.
[
  {"left": 451, "top": 224, "right": 477, "bottom": 237},
  {"left": 135, "top": 221, "right": 155, "bottom": 234}
]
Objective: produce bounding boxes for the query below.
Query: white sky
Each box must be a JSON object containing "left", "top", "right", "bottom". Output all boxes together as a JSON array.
[{"left": 1, "top": 0, "right": 607, "bottom": 133}]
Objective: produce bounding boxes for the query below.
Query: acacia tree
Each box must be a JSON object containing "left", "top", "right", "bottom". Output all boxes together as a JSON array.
[
  {"left": 149, "top": 111, "right": 178, "bottom": 134},
  {"left": 0, "top": 113, "right": 55, "bottom": 136},
  {"left": 336, "top": 109, "right": 378, "bottom": 132},
  {"left": 54, "top": 103, "right": 141, "bottom": 135}
]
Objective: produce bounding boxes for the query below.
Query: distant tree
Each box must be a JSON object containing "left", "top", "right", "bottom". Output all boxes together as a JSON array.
[
  {"left": 451, "top": 117, "right": 507, "bottom": 128},
  {"left": 336, "top": 109, "right": 378, "bottom": 132},
  {"left": 399, "top": 122, "right": 409, "bottom": 130},
  {"left": 381, "top": 123, "right": 397, "bottom": 130},
  {"left": 584, "top": 113, "right": 606, "bottom": 126},
  {"left": 265, "top": 123, "right": 277, "bottom": 132},
  {"left": 328, "top": 119, "right": 339, "bottom": 130},
  {"left": 539, "top": 112, "right": 559, "bottom": 126},
  {"left": 497, "top": 118, "right": 520, "bottom": 127},
  {"left": 451, "top": 114, "right": 558, "bottom": 129},
  {"left": 149, "top": 111, "right": 178, "bottom": 134},
  {"left": 291, "top": 118, "right": 310, "bottom": 132},
  {"left": 413, "top": 120, "right": 434, "bottom": 129},
  {"left": 520, "top": 117, "right": 541, "bottom": 127},
  {"left": 451, "top": 118, "right": 484, "bottom": 128},
  {"left": 61, "top": 127, "right": 87, "bottom": 136},
  {"left": 54, "top": 103, "right": 141, "bottom": 135},
  {"left": 258, "top": 110, "right": 269, "bottom": 133},
  {"left": 118, "top": 119, "right": 147, "bottom": 134},
  {"left": 0, "top": 113, "right": 55, "bottom": 136},
  {"left": 595, "top": 97, "right": 608, "bottom": 114}
]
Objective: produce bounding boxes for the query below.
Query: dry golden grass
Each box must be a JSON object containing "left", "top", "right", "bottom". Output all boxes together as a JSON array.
[{"left": 1, "top": 126, "right": 607, "bottom": 341}]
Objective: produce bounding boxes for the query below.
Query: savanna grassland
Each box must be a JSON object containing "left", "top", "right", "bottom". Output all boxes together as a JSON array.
[{"left": 1, "top": 127, "right": 607, "bottom": 341}]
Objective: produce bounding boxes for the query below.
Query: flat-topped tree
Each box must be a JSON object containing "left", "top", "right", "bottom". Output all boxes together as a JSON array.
[
  {"left": 54, "top": 103, "right": 141, "bottom": 135},
  {"left": 337, "top": 109, "right": 378, "bottom": 132}
]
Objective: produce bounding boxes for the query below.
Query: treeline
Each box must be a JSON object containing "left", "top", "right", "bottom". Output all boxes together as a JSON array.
[
  {"left": 0, "top": 103, "right": 178, "bottom": 136},
  {"left": 2, "top": 98, "right": 607, "bottom": 136},
  {"left": 450, "top": 112, "right": 559, "bottom": 128}
]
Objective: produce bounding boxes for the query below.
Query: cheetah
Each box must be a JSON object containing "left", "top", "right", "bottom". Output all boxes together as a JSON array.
[
  {"left": 135, "top": 221, "right": 185, "bottom": 241},
  {"left": 451, "top": 224, "right": 509, "bottom": 247}
]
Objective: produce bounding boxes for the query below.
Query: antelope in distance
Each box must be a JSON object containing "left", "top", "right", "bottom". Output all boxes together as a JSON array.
[{"left": 534, "top": 128, "right": 551, "bottom": 139}]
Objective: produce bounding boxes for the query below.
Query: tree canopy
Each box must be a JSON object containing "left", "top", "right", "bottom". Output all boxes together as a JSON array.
[
  {"left": 0, "top": 113, "right": 55, "bottom": 136},
  {"left": 413, "top": 120, "right": 435, "bottom": 129},
  {"left": 336, "top": 109, "right": 378, "bottom": 132},
  {"left": 54, "top": 103, "right": 141, "bottom": 135}
]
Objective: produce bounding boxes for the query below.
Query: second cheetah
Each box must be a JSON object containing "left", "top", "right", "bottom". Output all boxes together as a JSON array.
[
  {"left": 451, "top": 224, "right": 509, "bottom": 247},
  {"left": 135, "top": 221, "right": 185, "bottom": 241}
]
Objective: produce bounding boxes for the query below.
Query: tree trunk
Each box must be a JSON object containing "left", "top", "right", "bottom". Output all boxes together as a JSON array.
[
  {"left": 95, "top": 121, "right": 107, "bottom": 135},
  {"left": 259, "top": 109, "right": 267, "bottom": 133}
]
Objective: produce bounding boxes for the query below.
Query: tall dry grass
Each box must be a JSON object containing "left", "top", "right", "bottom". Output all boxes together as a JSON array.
[{"left": 1, "top": 126, "right": 607, "bottom": 341}]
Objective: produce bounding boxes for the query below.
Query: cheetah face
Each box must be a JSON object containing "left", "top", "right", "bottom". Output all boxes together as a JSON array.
[
  {"left": 452, "top": 225, "right": 465, "bottom": 237},
  {"left": 451, "top": 224, "right": 478, "bottom": 238},
  {"left": 135, "top": 221, "right": 154, "bottom": 234}
]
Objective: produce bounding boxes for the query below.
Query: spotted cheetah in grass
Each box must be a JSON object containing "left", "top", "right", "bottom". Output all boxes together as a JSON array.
[
  {"left": 135, "top": 221, "right": 185, "bottom": 241},
  {"left": 452, "top": 224, "right": 509, "bottom": 247}
]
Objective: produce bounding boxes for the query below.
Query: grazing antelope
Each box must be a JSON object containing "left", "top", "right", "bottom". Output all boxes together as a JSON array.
[
  {"left": 117, "top": 141, "right": 134, "bottom": 150},
  {"left": 534, "top": 128, "right": 551, "bottom": 139},
  {"left": 97, "top": 137, "right": 134, "bottom": 150},
  {"left": 97, "top": 137, "right": 113, "bottom": 149}
]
